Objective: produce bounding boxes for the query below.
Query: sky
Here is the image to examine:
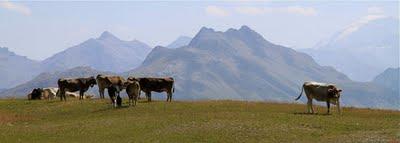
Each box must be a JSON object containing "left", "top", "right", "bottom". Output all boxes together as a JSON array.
[{"left": 0, "top": 1, "right": 398, "bottom": 60}]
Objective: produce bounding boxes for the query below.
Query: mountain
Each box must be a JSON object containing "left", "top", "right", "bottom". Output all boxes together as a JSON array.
[
  {"left": 0, "top": 47, "right": 42, "bottom": 89},
  {"left": 301, "top": 17, "right": 399, "bottom": 81},
  {"left": 166, "top": 36, "right": 192, "bottom": 48},
  {"left": 125, "top": 26, "right": 398, "bottom": 109},
  {"left": 41, "top": 31, "right": 152, "bottom": 72},
  {"left": 373, "top": 67, "right": 399, "bottom": 91},
  {"left": 0, "top": 66, "right": 114, "bottom": 97}
]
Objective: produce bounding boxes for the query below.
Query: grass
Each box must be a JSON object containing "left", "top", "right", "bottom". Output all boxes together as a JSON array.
[{"left": 0, "top": 99, "right": 398, "bottom": 143}]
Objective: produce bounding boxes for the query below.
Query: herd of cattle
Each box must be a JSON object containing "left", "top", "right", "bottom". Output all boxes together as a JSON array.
[
  {"left": 28, "top": 74, "right": 175, "bottom": 107},
  {"left": 27, "top": 74, "right": 343, "bottom": 114}
]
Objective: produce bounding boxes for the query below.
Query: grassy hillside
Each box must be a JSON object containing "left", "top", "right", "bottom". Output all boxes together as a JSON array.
[{"left": 0, "top": 99, "right": 398, "bottom": 142}]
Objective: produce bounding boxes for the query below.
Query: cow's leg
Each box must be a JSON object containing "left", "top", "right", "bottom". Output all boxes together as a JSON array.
[
  {"left": 134, "top": 95, "right": 138, "bottom": 106},
  {"left": 307, "top": 99, "right": 314, "bottom": 114},
  {"left": 146, "top": 92, "right": 152, "bottom": 102},
  {"left": 99, "top": 88, "right": 104, "bottom": 99},
  {"left": 129, "top": 95, "right": 132, "bottom": 106},
  {"left": 337, "top": 100, "right": 341, "bottom": 114},
  {"left": 79, "top": 91, "right": 84, "bottom": 100},
  {"left": 59, "top": 89, "right": 63, "bottom": 101},
  {"left": 61, "top": 90, "right": 67, "bottom": 101},
  {"left": 166, "top": 92, "right": 169, "bottom": 102},
  {"left": 326, "top": 101, "right": 330, "bottom": 114},
  {"left": 167, "top": 91, "right": 172, "bottom": 102}
]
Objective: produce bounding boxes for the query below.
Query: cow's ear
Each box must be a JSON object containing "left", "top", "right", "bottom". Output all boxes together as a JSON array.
[{"left": 337, "top": 89, "right": 342, "bottom": 92}]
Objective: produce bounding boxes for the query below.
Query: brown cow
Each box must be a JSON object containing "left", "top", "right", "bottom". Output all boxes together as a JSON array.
[
  {"left": 57, "top": 77, "right": 97, "bottom": 101},
  {"left": 96, "top": 74, "right": 126, "bottom": 99},
  {"left": 295, "top": 81, "right": 342, "bottom": 114},
  {"left": 127, "top": 77, "right": 174, "bottom": 102},
  {"left": 124, "top": 80, "right": 141, "bottom": 106}
]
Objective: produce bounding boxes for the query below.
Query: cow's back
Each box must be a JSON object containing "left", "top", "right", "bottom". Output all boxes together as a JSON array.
[
  {"left": 140, "top": 77, "right": 174, "bottom": 92},
  {"left": 303, "top": 82, "right": 331, "bottom": 101}
]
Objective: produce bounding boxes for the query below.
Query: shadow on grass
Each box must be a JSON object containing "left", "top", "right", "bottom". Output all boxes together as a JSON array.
[
  {"left": 91, "top": 104, "right": 132, "bottom": 113},
  {"left": 293, "top": 112, "right": 331, "bottom": 116}
]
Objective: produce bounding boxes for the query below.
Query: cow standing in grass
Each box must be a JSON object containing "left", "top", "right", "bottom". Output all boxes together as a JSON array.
[
  {"left": 107, "top": 85, "right": 122, "bottom": 107},
  {"left": 127, "top": 77, "right": 174, "bottom": 102},
  {"left": 125, "top": 80, "right": 141, "bottom": 106},
  {"left": 295, "top": 81, "right": 342, "bottom": 114},
  {"left": 57, "top": 77, "right": 97, "bottom": 101},
  {"left": 96, "top": 74, "right": 126, "bottom": 99}
]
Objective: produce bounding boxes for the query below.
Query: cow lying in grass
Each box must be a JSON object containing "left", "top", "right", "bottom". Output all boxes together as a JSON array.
[
  {"left": 295, "top": 81, "right": 342, "bottom": 114},
  {"left": 28, "top": 88, "right": 43, "bottom": 100}
]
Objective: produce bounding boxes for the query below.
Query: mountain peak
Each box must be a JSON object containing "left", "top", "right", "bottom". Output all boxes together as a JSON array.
[
  {"left": 198, "top": 27, "right": 215, "bottom": 34},
  {"left": 239, "top": 25, "right": 252, "bottom": 31},
  {"left": 97, "top": 31, "right": 120, "bottom": 41}
]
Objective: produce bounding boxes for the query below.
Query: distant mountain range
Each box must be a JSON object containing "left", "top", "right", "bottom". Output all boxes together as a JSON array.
[
  {"left": 0, "top": 31, "right": 151, "bottom": 89},
  {"left": 42, "top": 31, "right": 152, "bottom": 72},
  {"left": 0, "top": 47, "right": 41, "bottom": 88},
  {"left": 1, "top": 26, "right": 397, "bottom": 109},
  {"left": 167, "top": 36, "right": 192, "bottom": 48},
  {"left": 301, "top": 18, "right": 399, "bottom": 81}
]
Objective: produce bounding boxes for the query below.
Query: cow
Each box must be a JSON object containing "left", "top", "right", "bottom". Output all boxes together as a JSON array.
[
  {"left": 107, "top": 85, "right": 122, "bottom": 107},
  {"left": 127, "top": 77, "right": 174, "bottom": 102},
  {"left": 57, "top": 76, "right": 97, "bottom": 101},
  {"left": 124, "top": 80, "right": 141, "bottom": 106},
  {"left": 66, "top": 92, "right": 94, "bottom": 99},
  {"left": 295, "top": 81, "right": 342, "bottom": 114},
  {"left": 42, "top": 87, "right": 59, "bottom": 100},
  {"left": 96, "top": 74, "right": 126, "bottom": 99},
  {"left": 28, "top": 88, "right": 43, "bottom": 100}
]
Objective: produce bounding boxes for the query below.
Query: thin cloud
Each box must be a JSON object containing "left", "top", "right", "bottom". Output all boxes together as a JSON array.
[
  {"left": 286, "top": 6, "right": 316, "bottom": 16},
  {"left": 0, "top": 1, "right": 31, "bottom": 16},
  {"left": 235, "top": 6, "right": 317, "bottom": 16},
  {"left": 337, "top": 7, "right": 387, "bottom": 40},
  {"left": 205, "top": 5, "right": 229, "bottom": 17},
  {"left": 367, "top": 6, "right": 384, "bottom": 15}
]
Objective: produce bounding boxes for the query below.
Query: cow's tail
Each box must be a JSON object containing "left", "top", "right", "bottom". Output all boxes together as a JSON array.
[
  {"left": 172, "top": 83, "right": 175, "bottom": 93},
  {"left": 295, "top": 85, "right": 304, "bottom": 101}
]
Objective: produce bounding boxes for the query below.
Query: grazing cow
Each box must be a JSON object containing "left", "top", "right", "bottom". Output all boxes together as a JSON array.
[
  {"left": 96, "top": 74, "right": 126, "bottom": 99},
  {"left": 42, "top": 87, "right": 59, "bottom": 100},
  {"left": 57, "top": 77, "right": 97, "bottom": 101},
  {"left": 295, "top": 81, "right": 343, "bottom": 114},
  {"left": 28, "top": 88, "right": 43, "bottom": 100},
  {"left": 127, "top": 77, "right": 174, "bottom": 102},
  {"left": 124, "top": 80, "right": 141, "bottom": 106}
]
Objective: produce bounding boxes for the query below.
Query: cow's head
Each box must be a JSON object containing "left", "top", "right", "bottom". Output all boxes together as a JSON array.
[
  {"left": 328, "top": 86, "right": 342, "bottom": 98},
  {"left": 31, "top": 88, "right": 43, "bottom": 99},
  {"left": 127, "top": 77, "right": 140, "bottom": 82},
  {"left": 87, "top": 76, "right": 97, "bottom": 87}
]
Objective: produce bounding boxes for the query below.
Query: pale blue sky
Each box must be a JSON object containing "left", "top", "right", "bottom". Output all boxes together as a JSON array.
[{"left": 0, "top": 1, "right": 398, "bottom": 60}]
